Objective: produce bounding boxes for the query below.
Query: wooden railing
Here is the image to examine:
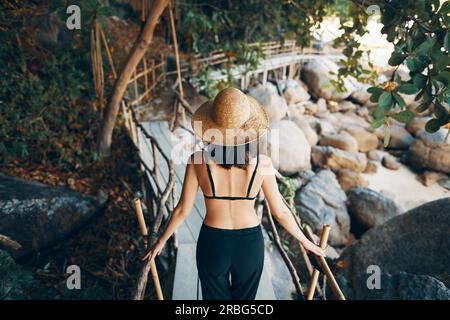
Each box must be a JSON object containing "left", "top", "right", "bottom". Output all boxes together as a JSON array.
[{"left": 128, "top": 57, "right": 167, "bottom": 106}]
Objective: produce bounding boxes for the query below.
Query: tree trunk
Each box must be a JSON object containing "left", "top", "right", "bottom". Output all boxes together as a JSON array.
[{"left": 97, "top": 0, "right": 169, "bottom": 157}]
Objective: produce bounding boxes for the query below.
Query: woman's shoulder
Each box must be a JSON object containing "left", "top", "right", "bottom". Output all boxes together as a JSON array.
[{"left": 258, "top": 154, "right": 276, "bottom": 176}]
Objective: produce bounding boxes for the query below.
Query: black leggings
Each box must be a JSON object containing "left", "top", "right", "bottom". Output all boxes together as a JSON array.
[{"left": 196, "top": 222, "right": 265, "bottom": 300}]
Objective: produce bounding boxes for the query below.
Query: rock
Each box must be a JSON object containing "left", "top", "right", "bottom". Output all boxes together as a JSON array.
[
  {"left": 335, "top": 198, "right": 450, "bottom": 297},
  {"left": 294, "top": 170, "right": 350, "bottom": 246},
  {"left": 344, "top": 126, "right": 379, "bottom": 152},
  {"left": 438, "top": 178, "right": 450, "bottom": 190},
  {"left": 333, "top": 112, "right": 371, "bottom": 130},
  {"left": 304, "top": 101, "right": 318, "bottom": 114},
  {"left": 248, "top": 82, "right": 288, "bottom": 122},
  {"left": 283, "top": 79, "right": 310, "bottom": 105},
  {"left": 336, "top": 101, "right": 357, "bottom": 112},
  {"left": 316, "top": 119, "right": 337, "bottom": 136},
  {"left": 419, "top": 170, "right": 448, "bottom": 187},
  {"left": 334, "top": 272, "right": 450, "bottom": 300},
  {"left": 316, "top": 98, "right": 328, "bottom": 113},
  {"left": 0, "top": 250, "right": 35, "bottom": 299},
  {"left": 382, "top": 154, "right": 400, "bottom": 170},
  {"left": 363, "top": 161, "right": 378, "bottom": 174},
  {"left": 301, "top": 59, "right": 357, "bottom": 101},
  {"left": 376, "top": 125, "right": 414, "bottom": 149},
  {"left": 406, "top": 117, "right": 432, "bottom": 136},
  {"left": 311, "top": 146, "right": 367, "bottom": 173},
  {"left": 336, "top": 169, "right": 368, "bottom": 192},
  {"left": 346, "top": 187, "right": 403, "bottom": 230},
  {"left": 350, "top": 83, "right": 371, "bottom": 105},
  {"left": 367, "top": 150, "right": 381, "bottom": 161},
  {"left": 268, "top": 120, "right": 311, "bottom": 175},
  {"left": 409, "top": 129, "right": 450, "bottom": 173},
  {"left": 287, "top": 103, "right": 306, "bottom": 119},
  {"left": 319, "top": 131, "right": 358, "bottom": 153},
  {"left": 0, "top": 175, "right": 106, "bottom": 258},
  {"left": 291, "top": 117, "right": 319, "bottom": 146},
  {"left": 291, "top": 170, "right": 316, "bottom": 191}
]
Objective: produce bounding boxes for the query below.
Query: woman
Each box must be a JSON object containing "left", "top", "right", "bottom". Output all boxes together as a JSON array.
[{"left": 143, "top": 87, "right": 325, "bottom": 300}]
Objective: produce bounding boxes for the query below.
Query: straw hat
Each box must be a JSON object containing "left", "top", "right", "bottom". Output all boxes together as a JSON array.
[{"left": 191, "top": 87, "right": 269, "bottom": 146}]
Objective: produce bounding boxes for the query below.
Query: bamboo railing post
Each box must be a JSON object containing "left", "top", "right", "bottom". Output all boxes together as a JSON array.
[
  {"left": 143, "top": 58, "right": 149, "bottom": 92},
  {"left": 133, "top": 69, "right": 139, "bottom": 100},
  {"left": 303, "top": 226, "right": 346, "bottom": 300},
  {"left": 306, "top": 224, "right": 330, "bottom": 300},
  {"left": 133, "top": 195, "right": 164, "bottom": 300},
  {"left": 99, "top": 26, "right": 117, "bottom": 79},
  {"left": 168, "top": 0, "right": 186, "bottom": 127},
  {"left": 264, "top": 200, "right": 304, "bottom": 297}
]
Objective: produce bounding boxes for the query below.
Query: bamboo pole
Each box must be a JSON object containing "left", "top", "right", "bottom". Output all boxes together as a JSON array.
[
  {"left": 303, "top": 225, "right": 346, "bottom": 300},
  {"left": 168, "top": 0, "right": 186, "bottom": 127},
  {"left": 264, "top": 200, "right": 304, "bottom": 297},
  {"left": 306, "top": 224, "right": 330, "bottom": 300},
  {"left": 143, "top": 58, "right": 149, "bottom": 91},
  {"left": 99, "top": 26, "right": 117, "bottom": 79},
  {"left": 133, "top": 196, "right": 164, "bottom": 300}
]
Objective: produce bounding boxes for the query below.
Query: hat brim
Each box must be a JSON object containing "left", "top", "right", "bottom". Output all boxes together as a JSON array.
[{"left": 191, "top": 94, "right": 269, "bottom": 146}]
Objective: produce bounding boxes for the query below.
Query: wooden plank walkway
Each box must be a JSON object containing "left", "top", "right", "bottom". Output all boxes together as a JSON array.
[{"left": 138, "top": 120, "right": 276, "bottom": 300}]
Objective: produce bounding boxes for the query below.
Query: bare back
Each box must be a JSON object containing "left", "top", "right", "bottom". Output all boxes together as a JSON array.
[{"left": 193, "top": 151, "right": 266, "bottom": 229}]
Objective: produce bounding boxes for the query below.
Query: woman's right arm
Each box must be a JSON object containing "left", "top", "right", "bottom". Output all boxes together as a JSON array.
[
  {"left": 142, "top": 154, "right": 199, "bottom": 261},
  {"left": 261, "top": 156, "right": 325, "bottom": 257}
]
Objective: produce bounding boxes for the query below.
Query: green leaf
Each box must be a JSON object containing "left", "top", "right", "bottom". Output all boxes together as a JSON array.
[
  {"left": 48, "top": 0, "right": 65, "bottom": 12},
  {"left": 392, "top": 110, "right": 415, "bottom": 123},
  {"left": 425, "top": 118, "right": 443, "bottom": 133},
  {"left": 445, "top": 31, "right": 450, "bottom": 52},
  {"left": 434, "top": 102, "right": 448, "bottom": 119},
  {"left": 393, "top": 92, "right": 406, "bottom": 108},
  {"left": 414, "top": 37, "right": 436, "bottom": 56},
  {"left": 434, "top": 71, "right": 450, "bottom": 86},
  {"left": 367, "top": 86, "right": 383, "bottom": 94},
  {"left": 379, "top": 91, "right": 393, "bottom": 110},
  {"left": 388, "top": 52, "right": 408, "bottom": 66},
  {"left": 98, "top": 6, "right": 116, "bottom": 17},
  {"left": 412, "top": 73, "right": 427, "bottom": 89},
  {"left": 371, "top": 117, "right": 385, "bottom": 129},
  {"left": 416, "top": 101, "right": 431, "bottom": 113},
  {"left": 384, "top": 124, "right": 391, "bottom": 148},
  {"left": 84, "top": 0, "right": 98, "bottom": 12},
  {"left": 398, "top": 84, "right": 419, "bottom": 94}
]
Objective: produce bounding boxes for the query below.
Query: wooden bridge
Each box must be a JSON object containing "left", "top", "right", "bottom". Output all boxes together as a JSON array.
[{"left": 116, "top": 37, "right": 345, "bottom": 300}]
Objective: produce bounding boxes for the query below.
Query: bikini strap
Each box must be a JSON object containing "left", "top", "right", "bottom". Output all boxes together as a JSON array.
[
  {"left": 203, "top": 150, "right": 216, "bottom": 197},
  {"left": 246, "top": 153, "right": 259, "bottom": 198}
]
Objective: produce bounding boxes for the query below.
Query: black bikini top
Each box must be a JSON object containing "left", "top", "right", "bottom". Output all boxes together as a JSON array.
[{"left": 203, "top": 150, "right": 259, "bottom": 201}]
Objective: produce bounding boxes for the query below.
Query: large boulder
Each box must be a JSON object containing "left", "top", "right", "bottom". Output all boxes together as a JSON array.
[
  {"left": 319, "top": 131, "right": 359, "bottom": 153},
  {"left": 405, "top": 116, "right": 432, "bottom": 137},
  {"left": 248, "top": 82, "right": 288, "bottom": 122},
  {"left": 283, "top": 79, "right": 310, "bottom": 105},
  {"left": 375, "top": 124, "right": 414, "bottom": 149},
  {"left": 268, "top": 120, "right": 311, "bottom": 175},
  {"left": 294, "top": 170, "right": 350, "bottom": 246},
  {"left": 408, "top": 129, "right": 450, "bottom": 173},
  {"left": 0, "top": 250, "right": 35, "bottom": 299},
  {"left": 346, "top": 187, "right": 403, "bottom": 230},
  {"left": 301, "top": 59, "right": 357, "bottom": 101},
  {"left": 311, "top": 146, "right": 367, "bottom": 172},
  {"left": 334, "top": 272, "right": 450, "bottom": 300},
  {"left": 0, "top": 175, "right": 107, "bottom": 258},
  {"left": 350, "top": 83, "right": 371, "bottom": 105},
  {"left": 334, "top": 198, "right": 450, "bottom": 298},
  {"left": 344, "top": 126, "right": 379, "bottom": 152},
  {"left": 336, "top": 170, "right": 368, "bottom": 192},
  {"left": 291, "top": 117, "right": 319, "bottom": 146}
]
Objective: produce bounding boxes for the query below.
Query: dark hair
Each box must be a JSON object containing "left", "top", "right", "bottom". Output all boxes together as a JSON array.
[{"left": 206, "top": 141, "right": 258, "bottom": 170}]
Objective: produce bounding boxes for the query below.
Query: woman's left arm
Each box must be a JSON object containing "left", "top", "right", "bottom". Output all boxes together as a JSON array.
[{"left": 143, "top": 154, "right": 199, "bottom": 261}]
